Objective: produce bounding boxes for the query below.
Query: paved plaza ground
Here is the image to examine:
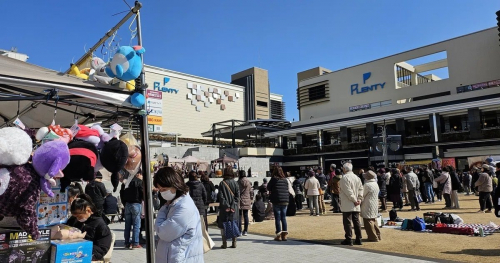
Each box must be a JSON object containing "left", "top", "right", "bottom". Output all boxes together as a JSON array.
[{"left": 110, "top": 224, "right": 441, "bottom": 263}]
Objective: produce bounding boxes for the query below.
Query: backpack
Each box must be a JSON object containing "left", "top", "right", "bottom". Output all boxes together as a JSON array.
[
  {"left": 401, "top": 219, "right": 414, "bottom": 230},
  {"left": 413, "top": 217, "right": 426, "bottom": 231}
]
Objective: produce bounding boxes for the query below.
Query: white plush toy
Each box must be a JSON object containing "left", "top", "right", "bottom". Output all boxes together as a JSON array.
[{"left": 0, "top": 127, "right": 32, "bottom": 165}]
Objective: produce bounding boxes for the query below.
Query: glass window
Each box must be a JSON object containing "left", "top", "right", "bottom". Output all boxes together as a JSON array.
[{"left": 381, "top": 100, "right": 392, "bottom": 106}]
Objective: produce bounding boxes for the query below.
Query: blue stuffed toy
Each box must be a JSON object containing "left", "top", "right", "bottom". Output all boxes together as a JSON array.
[{"left": 105, "top": 45, "right": 145, "bottom": 81}]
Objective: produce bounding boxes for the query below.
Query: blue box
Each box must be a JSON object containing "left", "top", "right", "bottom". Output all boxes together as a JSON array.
[{"left": 50, "top": 239, "right": 92, "bottom": 263}]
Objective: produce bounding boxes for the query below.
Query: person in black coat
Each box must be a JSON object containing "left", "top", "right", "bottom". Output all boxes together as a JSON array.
[
  {"left": 67, "top": 194, "right": 112, "bottom": 261},
  {"left": 292, "top": 174, "right": 304, "bottom": 210},
  {"left": 85, "top": 172, "right": 107, "bottom": 216},
  {"left": 103, "top": 189, "right": 119, "bottom": 222},
  {"left": 186, "top": 171, "right": 207, "bottom": 227},
  {"left": 388, "top": 169, "right": 403, "bottom": 210},
  {"left": 201, "top": 172, "right": 216, "bottom": 213},
  {"left": 252, "top": 193, "right": 266, "bottom": 222},
  {"left": 449, "top": 166, "right": 461, "bottom": 209},
  {"left": 494, "top": 163, "right": 500, "bottom": 217},
  {"left": 267, "top": 166, "right": 291, "bottom": 241}
]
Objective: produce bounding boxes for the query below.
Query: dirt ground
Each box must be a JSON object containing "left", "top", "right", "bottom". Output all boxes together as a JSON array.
[{"left": 208, "top": 194, "right": 500, "bottom": 263}]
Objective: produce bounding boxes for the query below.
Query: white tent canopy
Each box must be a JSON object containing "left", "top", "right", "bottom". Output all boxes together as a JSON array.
[
  {"left": 0, "top": 55, "right": 137, "bottom": 129},
  {"left": 182, "top": 156, "right": 208, "bottom": 163}
]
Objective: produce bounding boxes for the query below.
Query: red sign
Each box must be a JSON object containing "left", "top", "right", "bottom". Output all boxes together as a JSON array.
[
  {"left": 441, "top": 158, "right": 456, "bottom": 169},
  {"left": 147, "top": 90, "right": 162, "bottom": 100}
]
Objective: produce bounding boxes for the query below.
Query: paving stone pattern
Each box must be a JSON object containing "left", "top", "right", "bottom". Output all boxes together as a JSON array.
[{"left": 110, "top": 224, "right": 437, "bottom": 263}]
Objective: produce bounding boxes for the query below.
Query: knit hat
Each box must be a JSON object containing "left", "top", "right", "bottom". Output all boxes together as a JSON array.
[
  {"left": 364, "top": 170, "right": 377, "bottom": 180},
  {"left": 263, "top": 178, "right": 268, "bottom": 183},
  {"left": 95, "top": 171, "right": 103, "bottom": 179}
]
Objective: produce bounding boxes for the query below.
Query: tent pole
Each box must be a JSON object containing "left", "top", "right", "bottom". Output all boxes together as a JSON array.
[
  {"left": 63, "top": 2, "right": 142, "bottom": 74},
  {"left": 135, "top": 3, "right": 155, "bottom": 263}
]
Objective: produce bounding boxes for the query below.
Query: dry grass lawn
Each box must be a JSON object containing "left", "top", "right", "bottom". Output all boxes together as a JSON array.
[{"left": 208, "top": 194, "right": 500, "bottom": 263}]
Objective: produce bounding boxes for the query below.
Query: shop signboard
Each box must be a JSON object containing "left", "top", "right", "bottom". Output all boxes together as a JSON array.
[
  {"left": 147, "top": 116, "right": 162, "bottom": 125},
  {"left": 0, "top": 228, "right": 51, "bottom": 263},
  {"left": 350, "top": 72, "right": 386, "bottom": 95},
  {"left": 472, "top": 82, "right": 488, "bottom": 90},
  {"left": 146, "top": 90, "right": 162, "bottom": 100},
  {"left": 349, "top": 104, "right": 371, "bottom": 112},
  {"left": 488, "top": 79, "right": 500, "bottom": 88}
]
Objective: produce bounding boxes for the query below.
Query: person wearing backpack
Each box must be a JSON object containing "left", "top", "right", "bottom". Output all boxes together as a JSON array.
[{"left": 435, "top": 167, "right": 452, "bottom": 209}]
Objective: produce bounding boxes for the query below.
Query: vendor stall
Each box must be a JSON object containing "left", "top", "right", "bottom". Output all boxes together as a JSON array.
[{"left": 0, "top": 2, "right": 156, "bottom": 262}]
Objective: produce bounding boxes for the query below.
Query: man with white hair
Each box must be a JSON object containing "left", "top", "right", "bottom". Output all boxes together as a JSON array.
[{"left": 339, "top": 162, "right": 364, "bottom": 246}]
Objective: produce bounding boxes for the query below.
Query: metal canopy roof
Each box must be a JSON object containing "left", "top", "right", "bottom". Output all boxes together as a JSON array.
[{"left": 201, "top": 119, "right": 291, "bottom": 140}]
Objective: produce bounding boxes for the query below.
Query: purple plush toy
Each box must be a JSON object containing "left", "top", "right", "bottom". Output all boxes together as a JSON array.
[{"left": 32, "top": 141, "right": 71, "bottom": 198}]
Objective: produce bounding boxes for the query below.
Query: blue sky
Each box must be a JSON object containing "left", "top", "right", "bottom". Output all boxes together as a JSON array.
[{"left": 3, "top": 1, "right": 499, "bottom": 121}]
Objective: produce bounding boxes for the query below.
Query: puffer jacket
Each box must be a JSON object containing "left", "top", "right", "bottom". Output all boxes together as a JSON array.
[
  {"left": 475, "top": 173, "right": 493, "bottom": 193},
  {"left": 361, "top": 179, "right": 380, "bottom": 219},
  {"left": 339, "top": 171, "right": 364, "bottom": 212},
  {"left": 155, "top": 194, "right": 204, "bottom": 263},
  {"left": 238, "top": 177, "right": 253, "bottom": 210},
  {"left": 187, "top": 180, "right": 207, "bottom": 215},
  {"left": 267, "top": 177, "right": 290, "bottom": 205}
]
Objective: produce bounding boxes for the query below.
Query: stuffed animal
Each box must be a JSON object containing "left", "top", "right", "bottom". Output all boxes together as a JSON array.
[
  {"left": 100, "top": 138, "right": 128, "bottom": 192},
  {"left": 69, "top": 64, "right": 89, "bottom": 80},
  {"left": 0, "top": 127, "right": 32, "bottom": 166},
  {"left": 90, "top": 124, "right": 112, "bottom": 150},
  {"left": 89, "top": 57, "right": 135, "bottom": 91},
  {"left": 125, "top": 145, "right": 142, "bottom": 171},
  {"left": 32, "top": 141, "right": 71, "bottom": 197},
  {"left": 50, "top": 225, "right": 86, "bottom": 240},
  {"left": 0, "top": 128, "right": 40, "bottom": 239},
  {"left": 60, "top": 140, "right": 98, "bottom": 192},
  {"left": 105, "top": 46, "right": 145, "bottom": 81},
  {"left": 74, "top": 125, "right": 100, "bottom": 146}
]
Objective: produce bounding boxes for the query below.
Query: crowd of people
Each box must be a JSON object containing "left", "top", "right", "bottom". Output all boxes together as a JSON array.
[{"left": 80, "top": 157, "right": 500, "bottom": 262}]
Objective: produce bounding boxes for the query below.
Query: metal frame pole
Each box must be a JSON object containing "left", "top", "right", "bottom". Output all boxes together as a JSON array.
[{"left": 134, "top": 2, "right": 155, "bottom": 263}]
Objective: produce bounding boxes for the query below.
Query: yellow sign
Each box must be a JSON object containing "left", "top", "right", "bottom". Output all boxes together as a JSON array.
[{"left": 148, "top": 116, "right": 163, "bottom": 125}]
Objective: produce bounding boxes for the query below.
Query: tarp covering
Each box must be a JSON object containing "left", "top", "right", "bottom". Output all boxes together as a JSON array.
[{"left": 0, "top": 56, "right": 136, "bottom": 128}]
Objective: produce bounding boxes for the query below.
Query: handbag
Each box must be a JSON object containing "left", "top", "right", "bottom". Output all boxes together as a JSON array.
[
  {"left": 222, "top": 212, "right": 241, "bottom": 239},
  {"left": 416, "top": 192, "right": 423, "bottom": 203},
  {"left": 438, "top": 175, "right": 449, "bottom": 192}
]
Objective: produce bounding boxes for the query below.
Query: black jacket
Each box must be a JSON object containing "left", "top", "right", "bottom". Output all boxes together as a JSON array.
[
  {"left": 423, "top": 169, "right": 434, "bottom": 183},
  {"left": 103, "top": 195, "right": 119, "bottom": 214},
  {"left": 292, "top": 179, "right": 303, "bottom": 195},
  {"left": 202, "top": 181, "right": 215, "bottom": 204},
  {"left": 316, "top": 173, "right": 327, "bottom": 189},
  {"left": 267, "top": 177, "right": 289, "bottom": 205},
  {"left": 120, "top": 176, "right": 144, "bottom": 205},
  {"left": 67, "top": 215, "right": 112, "bottom": 260},
  {"left": 450, "top": 171, "right": 461, "bottom": 190},
  {"left": 85, "top": 181, "right": 107, "bottom": 213},
  {"left": 388, "top": 174, "right": 402, "bottom": 195},
  {"left": 252, "top": 200, "right": 265, "bottom": 222},
  {"left": 495, "top": 171, "right": 500, "bottom": 217},
  {"left": 187, "top": 180, "right": 207, "bottom": 215}
]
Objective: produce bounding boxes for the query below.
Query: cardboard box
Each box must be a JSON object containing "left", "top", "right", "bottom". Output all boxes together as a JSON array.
[
  {"left": 0, "top": 228, "right": 51, "bottom": 263},
  {"left": 50, "top": 239, "right": 92, "bottom": 263}
]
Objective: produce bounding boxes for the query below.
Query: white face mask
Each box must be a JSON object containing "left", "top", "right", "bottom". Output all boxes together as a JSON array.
[
  {"left": 161, "top": 190, "right": 176, "bottom": 201},
  {"left": 78, "top": 216, "right": 89, "bottom": 223}
]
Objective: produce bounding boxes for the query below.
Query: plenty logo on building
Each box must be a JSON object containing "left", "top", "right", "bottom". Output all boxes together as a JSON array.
[
  {"left": 351, "top": 72, "right": 386, "bottom": 95},
  {"left": 154, "top": 77, "right": 179, "bottom": 94}
]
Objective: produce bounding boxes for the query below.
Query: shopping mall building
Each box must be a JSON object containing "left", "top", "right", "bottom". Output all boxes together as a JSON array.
[{"left": 266, "top": 27, "right": 500, "bottom": 172}]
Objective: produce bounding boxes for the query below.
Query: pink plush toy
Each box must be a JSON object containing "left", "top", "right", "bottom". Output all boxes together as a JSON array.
[{"left": 32, "top": 141, "right": 71, "bottom": 197}]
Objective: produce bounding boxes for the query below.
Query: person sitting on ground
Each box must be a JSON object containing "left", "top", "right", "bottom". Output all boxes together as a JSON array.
[
  {"left": 252, "top": 193, "right": 266, "bottom": 223},
  {"left": 67, "top": 194, "right": 112, "bottom": 261},
  {"left": 103, "top": 189, "right": 119, "bottom": 223}
]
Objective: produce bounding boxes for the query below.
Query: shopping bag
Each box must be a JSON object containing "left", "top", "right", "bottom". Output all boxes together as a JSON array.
[
  {"left": 223, "top": 219, "right": 241, "bottom": 239},
  {"left": 416, "top": 193, "right": 423, "bottom": 203},
  {"left": 201, "top": 217, "right": 214, "bottom": 253}
]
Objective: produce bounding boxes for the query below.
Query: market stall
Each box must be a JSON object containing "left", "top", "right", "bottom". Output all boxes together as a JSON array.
[{"left": 0, "top": 2, "right": 156, "bottom": 262}]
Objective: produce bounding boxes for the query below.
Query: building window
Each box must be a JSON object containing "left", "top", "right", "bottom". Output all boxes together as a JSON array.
[
  {"left": 308, "top": 85, "right": 326, "bottom": 101},
  {"left": 257, "top": 100, "right": 268, "bottom": 107}
]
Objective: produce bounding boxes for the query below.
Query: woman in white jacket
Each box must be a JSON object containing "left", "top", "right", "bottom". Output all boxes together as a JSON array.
[{"left": 360, "top": 170, "right": 381, "bottom": 242}]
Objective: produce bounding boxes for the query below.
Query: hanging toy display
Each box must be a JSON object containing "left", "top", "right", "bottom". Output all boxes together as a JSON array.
[
  {"left": 32, "top": 141, "right": 71, "bottom": 198},
  {"left": 60, "top": 140, "right": 98, "bottom": 192},
  {"left": 0, "top": 127, "right": 43, "bottom": 239},
  {"left": 105, "top": 45, "right": 145, "bottom": 81}
]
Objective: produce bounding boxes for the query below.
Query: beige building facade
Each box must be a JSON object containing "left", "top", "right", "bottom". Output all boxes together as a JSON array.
[
  {"left": 231, "top": 67, "right": 271, "bottom": 120},
  {"left": 145, "top": 65, "right": 245, "bottom": 140}
]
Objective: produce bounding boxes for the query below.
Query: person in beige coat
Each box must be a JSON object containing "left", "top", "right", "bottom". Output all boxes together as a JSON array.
[
  {"left": 304, "top": 170, "right": 321, "bottom": 216},
  {"left": 475, "top": 164, "right": 493, "bottom": 213},
  {"left": 339, "top": 163, "right": 364, "bottom": 246},
  {"left": 360, "top": 170, "right": 381, "bottom": 242}
]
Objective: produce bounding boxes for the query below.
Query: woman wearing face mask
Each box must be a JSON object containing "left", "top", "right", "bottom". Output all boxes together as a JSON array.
[
  {"left": 66, "top": 194, "right": 112, "bottom": 261},
  {"left": 154, "top": 167, "right": 204, "bottom": 263}
]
